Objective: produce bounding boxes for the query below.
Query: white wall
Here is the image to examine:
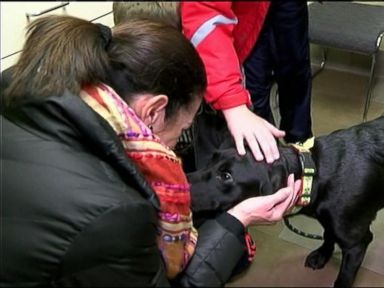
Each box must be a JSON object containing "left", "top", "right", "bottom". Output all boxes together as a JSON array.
[{"left": 0, "top": 1, "right": 114, "bottom": 71}]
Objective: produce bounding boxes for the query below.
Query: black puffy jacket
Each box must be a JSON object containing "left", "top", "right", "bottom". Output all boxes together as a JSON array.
[{"left": 1, "top": 87, "right": 247, "bottom": 287}]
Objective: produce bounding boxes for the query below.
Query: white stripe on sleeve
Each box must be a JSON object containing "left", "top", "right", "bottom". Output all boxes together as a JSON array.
[{"left": 190, "top": 15, "right": 238, "bottom": 47}]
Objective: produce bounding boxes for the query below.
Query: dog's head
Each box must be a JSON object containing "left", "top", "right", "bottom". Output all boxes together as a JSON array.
[{"left": 188, "top": 147, "right": 290, "bottom": 213}]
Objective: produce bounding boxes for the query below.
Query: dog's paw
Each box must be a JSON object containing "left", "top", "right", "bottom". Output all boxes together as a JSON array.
[{"left": 304, "top": 249, "right": 330, "bottom": 270}]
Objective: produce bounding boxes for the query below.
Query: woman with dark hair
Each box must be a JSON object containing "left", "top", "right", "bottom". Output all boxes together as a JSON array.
[{"left": 1, "top": 15, "right": 300, "bottom": 287}]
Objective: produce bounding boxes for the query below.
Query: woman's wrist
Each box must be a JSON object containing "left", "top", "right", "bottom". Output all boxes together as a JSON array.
[
  {"left": 227, "top": 205, "right": 250, "bottom": 227},
  {"left": 216, "top": 212, "right": 246, "bottom": 241}
]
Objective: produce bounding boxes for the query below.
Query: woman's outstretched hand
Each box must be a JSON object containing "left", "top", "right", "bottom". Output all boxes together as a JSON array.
[{"left": 227, "top": 174, "right": 302, "bottom": 227}]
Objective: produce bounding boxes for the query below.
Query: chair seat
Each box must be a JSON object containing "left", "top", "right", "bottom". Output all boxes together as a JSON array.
[{"left": 308, "top": 2, "right": 384, "bottom": 55}]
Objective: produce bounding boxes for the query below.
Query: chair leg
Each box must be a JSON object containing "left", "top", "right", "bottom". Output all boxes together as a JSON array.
[
  {"left": 362, "top": 53, "right": 377, "bottom": 122},
  {"left": 312, "top": 47, "right": 327, "bottom": 79}
]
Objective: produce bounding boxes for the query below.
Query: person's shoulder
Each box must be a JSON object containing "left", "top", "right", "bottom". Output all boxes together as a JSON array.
[{"left": 1, "top": 66, "right": 14, "bottom": 90}]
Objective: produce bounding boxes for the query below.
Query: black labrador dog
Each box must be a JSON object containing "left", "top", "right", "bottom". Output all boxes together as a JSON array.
[{"left": 187, "top": 116, "right": 384, "bottom": 287}]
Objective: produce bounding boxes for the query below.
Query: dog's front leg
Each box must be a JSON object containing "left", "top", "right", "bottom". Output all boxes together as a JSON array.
[
  {"left": 333, "top": 231, "right": 373, "bottom": 288},
  {"left": 305, "top": 229, "right": 335, "bottom": 270}
]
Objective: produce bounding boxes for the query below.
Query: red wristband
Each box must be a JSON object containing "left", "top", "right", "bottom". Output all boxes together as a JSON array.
[{"left": 245, "top": 231, "right": 256, "bottom": 262}]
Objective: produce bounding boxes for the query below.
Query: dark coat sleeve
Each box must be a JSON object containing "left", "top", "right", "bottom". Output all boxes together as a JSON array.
[{"left": 176, "top": 213, "right": 247, "bottom": 287}]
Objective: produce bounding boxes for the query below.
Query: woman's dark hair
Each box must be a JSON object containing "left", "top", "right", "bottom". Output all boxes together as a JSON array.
[
  {"left": 108, "top": 20, "right": 206, "bottom": 118},
  {"left": 5, "top": 15, "right": 206, "bottom": 119},
  {"left": 5, "top": 15, "right": 110, "bottom": 103}
]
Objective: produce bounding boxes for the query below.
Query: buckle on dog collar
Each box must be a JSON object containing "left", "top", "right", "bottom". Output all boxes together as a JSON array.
[{"left": 290, "top": 138, "right": 316, "bottom": 213}]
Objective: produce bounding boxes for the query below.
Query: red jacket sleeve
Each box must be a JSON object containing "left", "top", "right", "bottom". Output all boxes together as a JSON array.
[{"left": 180, "top": 2, "right": 252, "bottom": 111}]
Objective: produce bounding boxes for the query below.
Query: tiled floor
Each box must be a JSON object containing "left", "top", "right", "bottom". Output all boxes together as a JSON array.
[{"left": 226, "top": 68, "right": 384, "bottom": 287}]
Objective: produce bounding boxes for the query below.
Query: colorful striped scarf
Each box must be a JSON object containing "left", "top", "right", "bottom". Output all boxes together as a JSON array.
[{"left": 80, "top": 83, "right": 198, "bottom": 279}]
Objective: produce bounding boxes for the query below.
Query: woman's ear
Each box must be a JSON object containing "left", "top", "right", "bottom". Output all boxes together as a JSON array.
[{"left": 132, "top": 94, "right": 168, "bottom": 127}]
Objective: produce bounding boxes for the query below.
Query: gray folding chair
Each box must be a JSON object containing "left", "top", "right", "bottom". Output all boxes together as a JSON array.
[{"left": 308, "top": 2, "right": 384, "bottom": 121}]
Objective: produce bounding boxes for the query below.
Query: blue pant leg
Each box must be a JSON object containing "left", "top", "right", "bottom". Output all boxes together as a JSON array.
[
  {"left": 243, "top": 11, "right": 275, "bottom": 126},
  {"left": 272, "top": 0, "right": 313, "bottom": 143}
]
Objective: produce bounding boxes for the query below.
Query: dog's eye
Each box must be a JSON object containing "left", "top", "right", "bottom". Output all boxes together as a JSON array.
[{"left": 217, "top": 171, "right": 233, "bottom": 183}]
